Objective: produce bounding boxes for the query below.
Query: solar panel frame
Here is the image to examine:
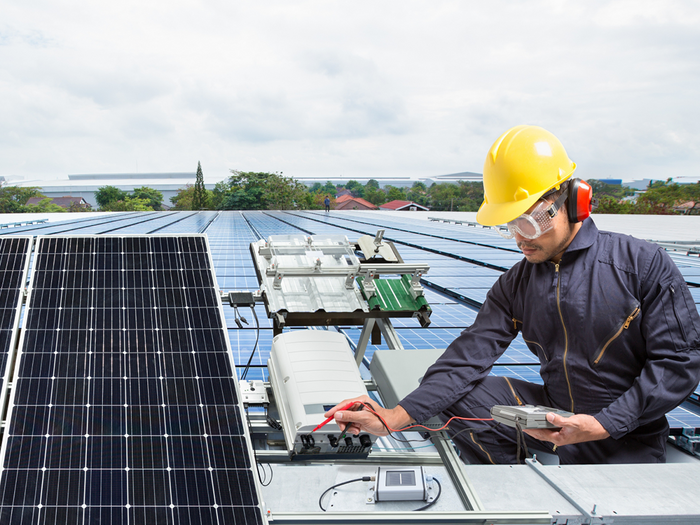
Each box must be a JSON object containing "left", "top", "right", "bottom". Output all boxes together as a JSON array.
[
  {"left": 0, "top": 234, "right": 266, "bottom": 524},
  {"left": 0, "top": 236, "right": 33, "bottom": 428}
]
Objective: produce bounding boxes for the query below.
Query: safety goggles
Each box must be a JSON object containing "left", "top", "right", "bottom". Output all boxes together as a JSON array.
[{"left": 495, "top": 192, "right": 568, "bottom": 240}]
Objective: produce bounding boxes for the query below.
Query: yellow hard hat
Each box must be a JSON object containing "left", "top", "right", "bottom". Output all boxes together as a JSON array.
[{"left": 476, "top": 125, "right": 576, "bottom": 226}]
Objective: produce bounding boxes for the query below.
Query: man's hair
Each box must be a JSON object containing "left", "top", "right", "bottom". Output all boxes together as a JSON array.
[{"left": 541, "top": 179, "right": 570, "bottom": 202}]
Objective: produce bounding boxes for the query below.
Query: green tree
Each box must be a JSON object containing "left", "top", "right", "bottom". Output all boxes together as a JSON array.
[
  {"left": 587, "top": 180, "right": 634, "bottom": 200},
  {"left": 593, "top": 195, "right": 635, "bottom": 214},
  {"left": 214, "top": 171, "right": 313, "bottom": 210},
  {"left": 322, "top": 181, "right": 337, "bottom": 195},
  {"left": 385, "top": 185, "right": 407, "bottom": 201},
  {"left": 192, "top": 161, "right": 207, "bottom": 210},
  {"left": 101, "top": 197, "right": 153, "bottom": 212},
  {"left": 308, "top": 182, "right": 323, "bottom": 193},
  {"left": 171, "top": 184, "right": 213, "bottom": 210},
  {"left": 345, "top": 180, "right": 365, "bottom": 198},
  {"left": 427, "top": 183, "right": 460, "bottom": 211},
  {"left": 0, "top": 186, "right": 43, "bottom": 213},
  {"left": 364, "top": 186, "right": 387, "bottom": 206},
  {"left": 406, "top": 181, "right": 428, "bottom": 207},
  {"left": 365, "top": 179, "right": 380, "bottom": 190},
  {"left": 95, "top": 186, "right": 127, "bottom": 209},
  {"left": 132, "top": 187, "right": 164, "bottom": 211}
]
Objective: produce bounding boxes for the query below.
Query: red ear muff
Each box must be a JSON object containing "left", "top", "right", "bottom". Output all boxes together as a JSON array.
[{"left": 567, "top": 178, "right": 593, "bottom": 223}]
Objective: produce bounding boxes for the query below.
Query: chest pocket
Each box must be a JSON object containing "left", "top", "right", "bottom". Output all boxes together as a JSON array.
[{"left": 591, "top": 303, "right": 640, "bottom": 366}]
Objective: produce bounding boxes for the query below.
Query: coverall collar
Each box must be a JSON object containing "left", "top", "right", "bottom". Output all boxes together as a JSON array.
[{"left": 559, "top": 218, "right": 598, "bottom": 260}]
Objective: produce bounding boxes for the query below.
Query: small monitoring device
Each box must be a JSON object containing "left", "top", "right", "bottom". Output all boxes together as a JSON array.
[
  {"left": 267, "top": 330, "right": 377, "bottom": 459},
  {"left": 374, "top": 467, "right": 427, "bottom": 502},
  {"left": 491, "top": 405, "right": 574, "bottom": 429}
]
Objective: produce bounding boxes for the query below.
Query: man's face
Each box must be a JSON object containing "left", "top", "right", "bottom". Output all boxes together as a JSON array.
[{"left": 513, "top": 198, "right": 579, "bottom": 264}]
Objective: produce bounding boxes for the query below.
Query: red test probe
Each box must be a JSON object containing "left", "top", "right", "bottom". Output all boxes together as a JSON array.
[{"left": 311, "top": 402, "right": 356, "bottom": 433}]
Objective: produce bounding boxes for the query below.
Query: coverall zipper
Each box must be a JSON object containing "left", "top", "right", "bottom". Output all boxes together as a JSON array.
[
  {"left": 593, "top": 306, "right": 641, "bottom": 365},
  {"left": 555, "top": 263, "right": 575, "bottom": 413}
]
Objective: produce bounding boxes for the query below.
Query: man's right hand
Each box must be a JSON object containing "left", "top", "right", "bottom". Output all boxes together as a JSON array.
[{"left": 323, "top": 395, "right": 415, "bottom": 437}]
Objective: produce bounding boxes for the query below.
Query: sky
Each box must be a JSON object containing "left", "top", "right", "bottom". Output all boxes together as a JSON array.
[{"left": 1, "top": 0, "right": 699, "bottom": 185}]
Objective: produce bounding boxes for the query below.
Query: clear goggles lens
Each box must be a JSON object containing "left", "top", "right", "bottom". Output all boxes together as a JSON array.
[{"left": 494, "top": 200, "right": 556, "bottom": 240}]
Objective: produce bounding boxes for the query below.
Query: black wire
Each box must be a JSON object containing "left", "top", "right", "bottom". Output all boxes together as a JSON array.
[
  {"left": 358, "top": 401, "right": 490, "bottom": 444},
  {"left": 245, "top": 406, "right": 274, "bottom": 486},
  {"left": 414, "top": 477, "right": 442, "bottom": 511},
  {"left": 240, "top": 306, "right": 261, "bottom": 380},
  {"left": 514, "top": 419, "right": 529, "bottom": 464},
  {"left": 319, "top": 478, "right": 370, "bottom": 512}
]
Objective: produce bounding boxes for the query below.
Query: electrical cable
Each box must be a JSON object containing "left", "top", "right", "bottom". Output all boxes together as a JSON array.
[
  {"left": 514, "top": 419, "right": 529, "bottom": 464},
  {"left": 240, "top": 306, "right": 261, "bottom": 380},
  {"left": 346, "top": 402, "right": 493, "bottom": 442},
  {"left": 414, "top": 477, "right": 442, "bottom": 511},
  {"left": 245, "top": 406, "right": 274, "bottom": 487},
  {"left": 319, "top": 477, "right": 372, "bottom": 512}
]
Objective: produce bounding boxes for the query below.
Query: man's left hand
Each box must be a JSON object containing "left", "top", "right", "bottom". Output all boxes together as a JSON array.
[{"left": 523, "top": 413, "right": 610, "bottom": 446}]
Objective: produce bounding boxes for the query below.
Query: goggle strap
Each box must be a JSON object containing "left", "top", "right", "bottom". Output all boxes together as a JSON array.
[{"left": 546, "top": 191, "right": 568, "bottom": 218}]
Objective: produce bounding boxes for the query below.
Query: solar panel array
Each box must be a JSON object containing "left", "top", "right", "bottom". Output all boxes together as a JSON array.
[
  {"left": 0, "top": 235, "right": 263, "bottom": 524},
  {"left": 1, "top": 211, "right": 698, "bottom": 430}
]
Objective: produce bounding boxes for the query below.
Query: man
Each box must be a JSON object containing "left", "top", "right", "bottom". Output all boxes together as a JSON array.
[
  {"left": 327, "top": 125, "right": 700, "bottom": 464},
  {"left": 324, "top": 195, "right": 331, "bottom": 212}
]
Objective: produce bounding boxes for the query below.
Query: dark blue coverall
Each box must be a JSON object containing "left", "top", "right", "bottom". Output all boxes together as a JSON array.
[{"left": 400, "top": 219, "right": 700, "bottom": 464}]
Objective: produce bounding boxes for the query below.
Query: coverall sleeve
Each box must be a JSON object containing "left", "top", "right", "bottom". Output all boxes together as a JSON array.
[
  {"left": 595, "top": 249, "right": 700, "bottom": 439},
  {"left": 399, "top": 273, "right": 518, "bottom": 422}
]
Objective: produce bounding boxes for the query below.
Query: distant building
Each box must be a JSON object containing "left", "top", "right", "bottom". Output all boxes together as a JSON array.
[
  {"left": 9, "top": 172, "right": 229, "bottom": 208},
  {"left": 335, "top": 189, "right": 352, "bottom": 199},
  {"left": 334, "top": 195, "right": 377, "bottom": 210},
  {"left": 25, "top": 196, "right": 91, "bottom": 210},
  {"left": 422, "top": 171, "right": 483, "bottom": 186},
  {"left": 379, "top": 200, "right": 429, "bottom": 211}
]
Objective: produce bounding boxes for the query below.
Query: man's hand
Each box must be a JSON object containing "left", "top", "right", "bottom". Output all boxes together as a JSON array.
[
  {"left": 323, "top": 395, "right": 414, "bottom": 437},
  {"left": 524, "top": 412, "right": 610, "bottom": 446}
]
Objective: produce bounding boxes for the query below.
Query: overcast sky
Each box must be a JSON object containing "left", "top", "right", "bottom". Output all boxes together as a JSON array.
[{"left": 2, "top": 0, "right": 699, "bottom": 184}]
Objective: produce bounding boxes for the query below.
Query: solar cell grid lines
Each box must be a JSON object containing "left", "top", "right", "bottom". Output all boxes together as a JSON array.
[{"left": 0, "top": 235, "right": 264, "bottom": 525}]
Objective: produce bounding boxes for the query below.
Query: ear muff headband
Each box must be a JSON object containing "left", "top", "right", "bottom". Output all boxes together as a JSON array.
[{"left": 566, "top": 178, "right": 593, "bottom": 223}]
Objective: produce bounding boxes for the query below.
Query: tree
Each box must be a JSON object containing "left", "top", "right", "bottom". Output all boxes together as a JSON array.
[
  {"left": 192, "top": 161, "right": 207, "bottom": 210},
  {"left": 345, "top": 180, "right": 365, "bottom": 198},
  {"left": 214, "top": 171, "right": 314, "bottom": 210},
  {"left": 95, "top": 186, "right": 127, "bottom": 209},
  {"left": 132, "top": 187, "right": 164, "bottom": 211},
  {"left": 364, "top": 186, "right": 387, "bottom": 206},
  {"left": 308, "top": 182, "right": 323, "bottom": 193},
  {"left": 365, "top": 179, "right": 380, "bottom": 190},
  {"left": 593, "top": 195, "right": 635, "bottom": 214},
  {"left": 171, "top": 184, "right": 213, "bottom": 210},
  {"left": 0, "top": 186, "right": 43, "bottom": 213},
  {"left": 100, "top": 198, "right": 153, "bottom": 212},
  {"left": 322, "top": 181, "right": 337, "bottom": 195},
  {"left": 385, "top": 185, "right": 407, "bottom": 201}
]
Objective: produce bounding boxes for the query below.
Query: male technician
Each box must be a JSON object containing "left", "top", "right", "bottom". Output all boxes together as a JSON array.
[{"left": 327, "top": 125, "right": 700, "bottom": 464}]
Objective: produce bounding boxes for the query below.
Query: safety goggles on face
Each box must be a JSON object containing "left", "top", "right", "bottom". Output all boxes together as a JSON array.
[{"left": 495, "top": 191, "right": 568, "bottom": 240}]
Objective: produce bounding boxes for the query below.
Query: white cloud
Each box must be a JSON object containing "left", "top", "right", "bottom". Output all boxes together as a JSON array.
[{"left": 0, "top": 0, "right": 699, "bottom": 183}]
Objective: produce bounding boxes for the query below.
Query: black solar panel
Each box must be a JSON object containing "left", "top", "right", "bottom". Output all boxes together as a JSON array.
[{"left": 0, "top": 235, "right": 264, "bottom": 524}]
